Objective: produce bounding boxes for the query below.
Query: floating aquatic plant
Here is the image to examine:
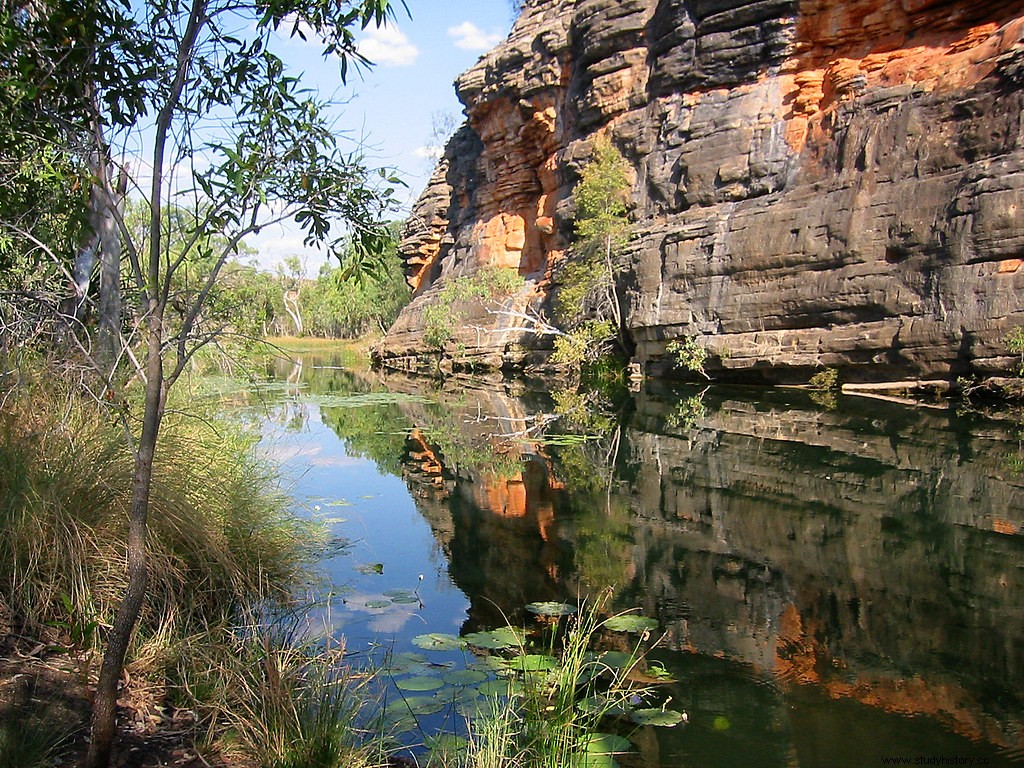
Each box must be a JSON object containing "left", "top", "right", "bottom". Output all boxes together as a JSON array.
[
  {"left": 630, "top": 708, "right": 687, "bottom": 727},
  {"left": 463, "top": 625, "right": 526, "bottom": 650},
  {"left": 394, "top": 676, "right": 444, "bottom": 693},
  {"left": 526, "top": 601, "right": 579, "bottom": 617},
  {"left": 602, "top": 614, "right": 659, "bottom": 634},
  {"left": 412, "top": 632, "right": 466, "bottom": 652}
]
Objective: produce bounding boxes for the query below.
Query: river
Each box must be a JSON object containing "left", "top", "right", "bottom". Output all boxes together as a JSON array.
[{"left": 243, "top": 352, "right": 1024, "bottom": 767}]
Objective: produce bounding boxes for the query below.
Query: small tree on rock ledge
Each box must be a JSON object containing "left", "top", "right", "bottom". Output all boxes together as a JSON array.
[{"left": 553, "top": 135, "right": 633, "bottom": 375}]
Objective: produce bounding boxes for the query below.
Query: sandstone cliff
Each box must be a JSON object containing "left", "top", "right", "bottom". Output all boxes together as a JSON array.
[{"left": 376, "top": 0, "right": 1024, "bottom": 384}]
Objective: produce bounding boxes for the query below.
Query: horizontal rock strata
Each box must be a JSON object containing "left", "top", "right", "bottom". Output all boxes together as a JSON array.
[{"left": 377, "top": 0, "right": 1024, "bottom": 384}]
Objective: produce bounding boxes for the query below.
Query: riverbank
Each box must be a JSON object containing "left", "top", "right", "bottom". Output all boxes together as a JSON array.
[{"left": 0, "top": 373, "right": 381, "bottom": 768}]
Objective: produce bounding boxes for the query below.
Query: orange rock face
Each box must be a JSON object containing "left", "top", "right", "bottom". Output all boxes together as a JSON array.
[
  {"left": 464, "top": 93, "right": 566, "bottom": 278},
  {"left": 782, "top": 1, "right": 1024, "bottom": 151}
]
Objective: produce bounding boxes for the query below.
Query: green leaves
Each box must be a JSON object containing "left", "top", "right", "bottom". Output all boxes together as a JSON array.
[
  {"left": 526, "top": 601, "right": 579, "bottom": 617},
  {"left": 574, "top": 137, "right": 632, "bottom": 245},
  {"left": 553, "top": 135, "right": 633, "bottom": 377},
  {"left": 394, "top": 676, "right": 444, "bottom": 692},
  {"left": 412, "top": 633, "right": 465, "bottom": 652},
  {"left": 630, "top": 708, "right": 686, "bottom": 727},
  {"left": 464, "top": 625, "right": 526, "bottom": 650}
]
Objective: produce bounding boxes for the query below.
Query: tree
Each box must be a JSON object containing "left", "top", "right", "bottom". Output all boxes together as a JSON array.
[
  {"left": 279, "top": 254, "right": 308, "bottom": 335},
  {"left": 303, "top": 227, "right": 411, "bottom": 337},
  {"left": 1, "top": 0, "right": 155, "bottom": 363},
  {"left": 552, "top": 135, "right": 633, "bottom": 373},
  {"left": 2, "top": 1, "right": 408, "bottom": 765}
]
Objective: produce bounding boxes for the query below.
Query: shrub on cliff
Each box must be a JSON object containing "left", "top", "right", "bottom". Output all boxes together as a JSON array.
[{"left": 553, "top": 136, "right": 633, "bottom": 376}]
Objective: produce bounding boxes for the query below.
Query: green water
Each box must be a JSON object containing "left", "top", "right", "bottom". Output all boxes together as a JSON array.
[{"left": 250, "top": 354, "right": 1024, "bottom": 767}]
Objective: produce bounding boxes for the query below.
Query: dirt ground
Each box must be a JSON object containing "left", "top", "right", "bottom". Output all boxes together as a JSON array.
[{"left": 0, "top": 629, "right": 236, "bottom": 768}]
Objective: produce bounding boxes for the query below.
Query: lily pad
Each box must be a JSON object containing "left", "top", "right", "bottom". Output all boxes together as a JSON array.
[
  {"left": 383, "top": 710, "right": 418, "bottom": 735},
  {"left": 355, "top": 562, "right": 385, "bottom": 575},
  {"left": 508, "top": 653, "right": 559, "bottom": 673},
  {"left": 455, "top": 695, "right": 494, "bottom": 718},
  {"left": 395, "top": 676, "right": 444, "bottom": 692},
  {"left": 390, "top": 595, "right": 420, "bottom": 605},
  {"left": 467, "top": 656, "right": 508, "bottom": 672},
  {"left": 525, "top": 601, "right": 578, "bottom": 617},
  {"left": 570, "top": 752, "right": 619, "bottom": 768},
  {"left": 412, "top": 633, "right": 466, "bottom": 652},
  {"left": 576, "top": 696, "right": 630, "bottom": 717},
  {"left": 365, "top": 599, "right": 391, "bottom": 609},
  {"left": 603, "top": 614, "right": 659, "bottom": 634},
  {"left": 385, "top": 652, "right": 430, "bottom": 675},
  {"left": 477, "top": 678, "right": 523, "bottom": 697},
  {"left": 630, "top": 708, "right": 686, "bottom": 727},
  {"left": 441, "top": 668, "right": 487, "bottom": 686},
  {"left": 644, "top": 661, "right": 676, "bottom": 683},
  {"left": 464, "top": 626, "right": 525, "bottom": 650},
  {"left": 383, "top": 589, "right": 421, "bottom": 605},
  {"left": 394, "top": 695, "right": 444, "bottom": 716},
  {"left": 312, "top": 392, "right": 428, "bottom": 408},
  {"left": 584, "top": 733, "right": 632, "bottom": 755},
  {"left": 594, "top": 651, "right": 636, "bottom": 670}
]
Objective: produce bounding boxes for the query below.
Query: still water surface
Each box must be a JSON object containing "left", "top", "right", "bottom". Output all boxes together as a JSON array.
[{"left": 245, "top": 354, "right": 1024, "bottom": 767}]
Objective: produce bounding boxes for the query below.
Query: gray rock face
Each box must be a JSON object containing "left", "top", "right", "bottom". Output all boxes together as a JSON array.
[{"left": 376, "top": 0, "right": 1024, "bottom": 384}]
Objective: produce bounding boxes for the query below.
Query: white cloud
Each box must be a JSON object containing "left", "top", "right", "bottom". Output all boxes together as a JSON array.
[
  {"left": 357, "top": 25, "right": 419, "bottom": 67},
  {"left": 413, "top": 145, "right": 444, "bottom": 160},
  {"left": 447, "top": 21, "right": 502, "bottom": 52}
]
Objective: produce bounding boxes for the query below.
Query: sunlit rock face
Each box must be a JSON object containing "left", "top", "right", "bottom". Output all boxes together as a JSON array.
[{"left": 376, "top": 0, "right": 1024, "bottom": 383}]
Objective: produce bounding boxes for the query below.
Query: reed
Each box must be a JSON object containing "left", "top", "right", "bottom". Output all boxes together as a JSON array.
[{"left": 465, "top": 595, "right": 650, "bottom": 768}]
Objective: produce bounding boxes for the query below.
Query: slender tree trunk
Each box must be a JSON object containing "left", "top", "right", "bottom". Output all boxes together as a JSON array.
[
  {"left": 604, "top": 235, "right": 625, "bottom": 350},
  {"left": 87, "top": 1, "right": 205, "bottom": 763},
  {"left": 97, "top": 165, "right": 126, "bottom": 364},
  {"left": 61, "top": 176, "right": 102, "bottom": 327},
  {"left": 283, "top": 289, "right": 303, "bottom": 335},
  {"left": 85, "top": 308, "right": 164, "bottom": 768}
]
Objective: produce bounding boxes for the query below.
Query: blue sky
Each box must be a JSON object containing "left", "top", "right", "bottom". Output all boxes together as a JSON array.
[{"left": 250, "top": 0, "right": 516, "bottom": 269}]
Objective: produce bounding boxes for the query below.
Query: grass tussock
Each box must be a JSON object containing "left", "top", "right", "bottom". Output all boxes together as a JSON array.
[
  {"left": 0, "top": 379, "right": 317, "bottom": 653},
  {"left": 0, "top": 700, "right": 71, "bottom": 768},
  {"left": 172, "top": 623, "right": 385, "bottom": 768}
]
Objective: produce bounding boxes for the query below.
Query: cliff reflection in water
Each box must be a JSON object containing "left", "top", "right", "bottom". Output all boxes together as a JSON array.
[{"left": 380, "top": 375, "right": 1024, "bottom": 759}]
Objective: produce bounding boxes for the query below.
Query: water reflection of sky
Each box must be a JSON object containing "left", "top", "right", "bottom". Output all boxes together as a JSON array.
[{"left": 259, "top": 401, "right": 470, "bottom": 652}]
